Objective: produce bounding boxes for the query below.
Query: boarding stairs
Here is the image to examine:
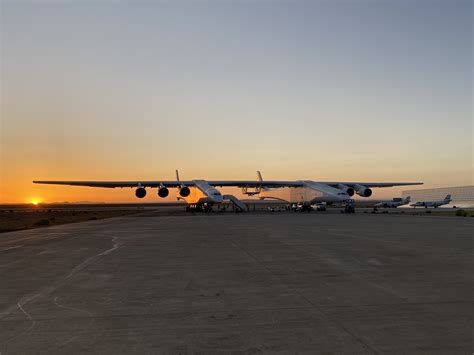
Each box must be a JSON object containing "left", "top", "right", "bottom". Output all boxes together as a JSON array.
[{"left": 223, "top": 195, "right": 246, "bottom": 212}]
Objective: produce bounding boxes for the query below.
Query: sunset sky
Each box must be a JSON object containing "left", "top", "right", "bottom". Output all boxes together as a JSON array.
[{"left": 1, "top": 0, "right": 472, "bottom": 203}]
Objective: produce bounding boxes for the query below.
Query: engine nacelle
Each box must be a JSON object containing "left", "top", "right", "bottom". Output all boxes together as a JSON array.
[
  {"left": 179, "top": 186, "right": 190, "bottom": 197},
  {"left": 135, "top": 187, "right": 147, "bottom": 198},
  {"left": 337, "top": 184, "right": 355, "bottom": 196},
  {"left": 354, "top": 184, "right": 372, "bottom": 197},
  {"left": 157, "top": 187, "right": 169, "bottom": 198}
]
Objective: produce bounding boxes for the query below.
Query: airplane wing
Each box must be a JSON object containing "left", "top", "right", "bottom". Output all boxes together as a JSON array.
[
  {"left": 324, "top": 182, "right": 423, "bottom": 188},
  {"left": 33, "top": 181, "right": 192, "bottom": 188},
  {"left": 207, "top": 181, "right": 304, "bottom": 188},
  {"left": 208, "top": 181, "right": 423, "bottom": 188},
  {"left": 33, "top": 180, "right": 305, "bottom": 189},
  {"left": 33, "top": 180, "right": 421, "bottom": 189}
]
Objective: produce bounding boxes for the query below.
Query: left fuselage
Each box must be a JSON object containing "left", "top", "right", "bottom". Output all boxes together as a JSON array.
[{"left": 179, "top": 180, "right": 223, "bottom": 205}]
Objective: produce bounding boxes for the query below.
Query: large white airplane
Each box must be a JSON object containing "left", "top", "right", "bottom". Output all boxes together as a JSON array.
[
  {"left": 34, "top": 170, "right": 422, "bottom": 211},
  {"left": 410, "top": 194, "right": 452, "bottom": 208}
]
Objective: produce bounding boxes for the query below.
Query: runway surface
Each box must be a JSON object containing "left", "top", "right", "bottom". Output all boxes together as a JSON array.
[{"left": 1, "top": 211, "right": 473, "bottom": 353}]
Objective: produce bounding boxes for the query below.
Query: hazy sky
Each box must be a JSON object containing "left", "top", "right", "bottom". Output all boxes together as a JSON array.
[{"left": 1, "top": 0, "right": 472, "bottom": 203}]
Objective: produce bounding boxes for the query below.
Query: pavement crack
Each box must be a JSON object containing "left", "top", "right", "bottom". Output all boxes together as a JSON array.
[
  {"left": 47, "top": 296, "right": 95, "bottom": 350},
  {"left": 225, "top": 230, "right": 381, "bottom": 354},
  {"left": 0, "top": 235, "right": 123, "bottom": 321},
  {"left": 1, "top": 301, "right": 37, "bottom": 348}
]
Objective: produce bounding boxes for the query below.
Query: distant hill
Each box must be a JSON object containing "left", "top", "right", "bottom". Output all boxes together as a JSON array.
[{"left": 49, "top": 201, "right": 106, "bottom": 205}]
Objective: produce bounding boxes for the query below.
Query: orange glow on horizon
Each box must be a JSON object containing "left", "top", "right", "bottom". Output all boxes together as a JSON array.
[{"left": 1, "top": 1, "right": 471, "bottom": 204}]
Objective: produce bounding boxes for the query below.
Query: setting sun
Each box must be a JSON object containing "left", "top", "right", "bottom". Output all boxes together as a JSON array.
[{"left": 30, "top": 200, "right": 40, "bottom": 205}]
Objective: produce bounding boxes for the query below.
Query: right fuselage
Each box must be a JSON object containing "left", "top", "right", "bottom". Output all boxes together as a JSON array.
[{"left": 259, "top": 181, "right": 351, "bottom": 204}]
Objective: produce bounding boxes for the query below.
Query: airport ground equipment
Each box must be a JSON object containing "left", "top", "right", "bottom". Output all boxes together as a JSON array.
[{"left": 223, "top": 195, "right": 246, "bottom": 212}]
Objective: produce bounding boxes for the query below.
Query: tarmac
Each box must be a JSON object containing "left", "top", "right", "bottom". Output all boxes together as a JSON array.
[{"left": 0, "top": 210, "right": 473, "bottom": 354}]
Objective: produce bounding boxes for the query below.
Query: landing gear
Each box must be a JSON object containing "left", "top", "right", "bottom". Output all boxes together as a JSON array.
[
  {"left": 344, "top": 205, "right": 355, "bottom": 213},
  {"left": 292, "top": 203, "right": 312, "bottom": 212},
  {"left": 342, "top": 200, "right": 355, "bottom": 213},
  {"left": 185, "top": 203, "right": 214, "bottom": 213}
]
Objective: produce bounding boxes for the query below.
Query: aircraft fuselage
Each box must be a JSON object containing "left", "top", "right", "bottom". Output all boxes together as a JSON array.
[
  {"left": 179, "top": 180, "right": 223, "bottom": 205},
  {"left": 259, "top": 181, "right": 351, "bottom": 204}
]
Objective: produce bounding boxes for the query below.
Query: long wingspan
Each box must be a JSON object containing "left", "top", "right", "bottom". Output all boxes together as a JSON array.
[
  {"left": 33, "top": 180, "right": 421, "bottom": 189},
  {"left": 33, "top": 181, "right": 190, "bottom": 188},
  {"left": 32, "top": 180, "right": 305, "bottom": 188}
]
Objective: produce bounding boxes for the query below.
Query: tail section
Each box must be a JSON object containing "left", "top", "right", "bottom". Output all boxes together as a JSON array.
[
  {"left": 256, "top": 170, "right": 269, "bottom": 192},
  {"left": 445, "top": 194, "right": 452, "bottom": 201},
  {"left": 405, "top": 196, "right": 411, "bottom": 203}
]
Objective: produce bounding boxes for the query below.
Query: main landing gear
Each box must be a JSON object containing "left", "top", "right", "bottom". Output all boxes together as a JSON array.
[
  {"left": 342, "top": 200, "right": 355, "bottom": 214},
  {"left": 185, "top": 203, "right": 214, "bottom": 213}
]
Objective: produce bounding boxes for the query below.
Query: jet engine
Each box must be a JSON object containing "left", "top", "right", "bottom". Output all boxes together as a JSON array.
[
  {"left": 179, "top": 186, "right": 190, "bottom": 197},
  {"left": 354, "top": 184, "right": 372, "bottom": 197},
  {"left": 337, "top": 184, "right": 355, "bottom": 196},
  {"left": 135, "top": 187, "right": 147, "bottom": 198},
  {"left": 157, "top": 187, "right": 169, "bottom": 198}
]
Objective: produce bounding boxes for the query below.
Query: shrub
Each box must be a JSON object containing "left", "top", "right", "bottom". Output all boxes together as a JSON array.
[
  {"left": 35, "top": 219, "right": 50, "bottom": 226},
  {"left": 455, "top": 209, "right": 468, "bottom": 217}
]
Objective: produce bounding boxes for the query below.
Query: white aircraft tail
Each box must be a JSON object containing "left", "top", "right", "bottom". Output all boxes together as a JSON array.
[{"left": 257, "top": 171, "right": 270, "bottom": 192}]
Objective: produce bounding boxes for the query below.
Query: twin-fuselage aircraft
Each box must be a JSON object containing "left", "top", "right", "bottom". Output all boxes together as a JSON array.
[{"left": 34, "top": 171, "right": 422, "bottom": 211}]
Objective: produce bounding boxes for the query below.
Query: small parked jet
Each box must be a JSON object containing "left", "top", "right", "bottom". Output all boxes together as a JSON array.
[
  {"left": 34, "top": 170, "right": 422, "bottom": 212},
  {"left": 374, "top": 196, "right": 411, "bottom": 208},
  {"left": 410, "top": 194, "right": 452, "bottom": 208}
]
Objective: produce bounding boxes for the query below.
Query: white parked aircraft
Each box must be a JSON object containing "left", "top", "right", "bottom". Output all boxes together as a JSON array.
[
  {"left": 410, "top": 194, "right": 452, "bottom": 208},
  {"left": 34, "top": 170, "right": 422, "bottom": 211},
  {"left": 374, "top": 196, "right": 411, "bottom": 208}
]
